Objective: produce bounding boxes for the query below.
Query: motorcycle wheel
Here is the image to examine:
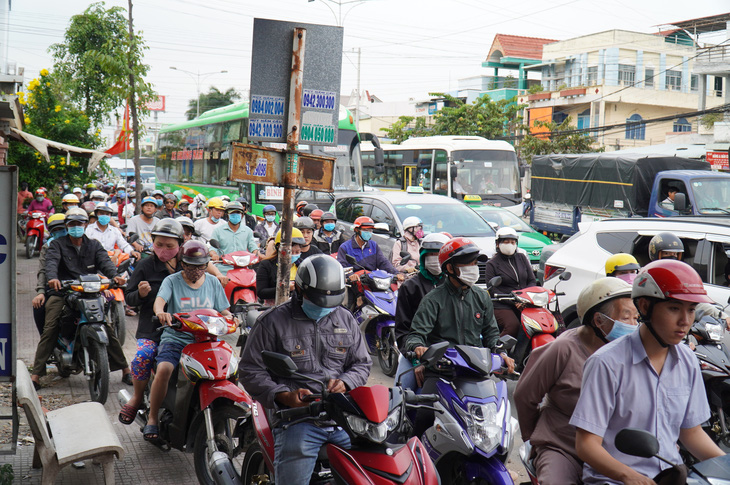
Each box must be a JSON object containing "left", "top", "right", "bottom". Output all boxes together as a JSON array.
[
  {"left": 240, "top": 442, "right": 269, "bottom": 485},
  {"left": 26, "top": 235, "right": 37, "bottom": 259},
  {"left": 87, "top": 340, "right": 110, "bottom": 404},
  {"left": 193, "top": 403, "right": 249, "bottom": 485},
  {"left": 109, "top": 300, "right": 127, "bottom": 346},
  {"left": 377, "top": 328, "right": 399, "bottom": 377}
]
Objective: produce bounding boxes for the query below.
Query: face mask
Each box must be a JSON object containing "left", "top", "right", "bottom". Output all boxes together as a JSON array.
[
  {"left": 63, "top": 184, "right": 69, "bottom": 190},
  {"left": 155, "top": 199, "right": 163, "bottom": 207},
  {"left": 51, "top": 228, "right": 67, "bottom": 240},
  {"left": 415, "top": 229, "right": 425, "bottom": 239},
  {"left": 265, "top": 214, "right": 276, "bottom": 223},
  {"left": 183, "top": 264, "right": 206, "bottom": 283},
  {"left": 324, "top": 223, "right": 335, "bottom": 232},
  {"left": 301, "top": 298, "right": 336, "bottom": 322},
  {"left": 67, "top": 204, "right": 78, "bottom": 209},
  {"left": 499, "top": 242, "right": 517, "bottom": 256},
  {"left": 360, "top": 230, "right": 372, "bottom": 241},
  {"left": 97, "top": 215, "right": 111, "bottom": 226},
  {"left": 211, "top": 216, "right": 220, "bottom": 223},
  {"left": 616, "top": 273, "right": 637, "bottom": 285},
  {"left": 291, "top": 253, "right": 301, "bottom": 264},
  {"left": 598, "top": 313, "right": 638, "bottom": 342},
  {"left": 36, "top": 196, "right": 44, "bottom": 202},
  {"left": 457, "top": 265, "right": 480, "bottom": 287},
  {"left": 228, "top": 213, "right": 242, "bottom": 225},
  {"left": 67, "top": 226, "right": 85, "bottom": 238},
  {"left": 118, "top": 192, "right": 126, "bottom": 199},
  {"left": 154, "top": 245, "right": 179, "bottom": 263},
  {"left": 424, "top": 254, "right": 441, "bottom": 276}
]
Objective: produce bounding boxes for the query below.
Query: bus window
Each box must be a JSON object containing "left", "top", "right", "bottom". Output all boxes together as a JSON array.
[
  {"left": 222, "top": 121, "right": 241, "bottom": 144},
  {"left": 433, "top": 161, "right": 447, "bottom": 195}
]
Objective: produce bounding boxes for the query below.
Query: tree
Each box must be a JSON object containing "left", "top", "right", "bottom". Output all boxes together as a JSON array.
[
  {"left": 519, "top": 117, "right": 603, "bottom": 163},
  {"left": 428, "top": 93, "right": 526, "bottom": 139},
  {"left": 186, "top": 87, "right": 240, "bottom": 120},
  {"left": 50, "top": 1, "right": 155, "bottom": 128},
  {"left": 382, "top": 115, "right": 430, "bottom": 143}
]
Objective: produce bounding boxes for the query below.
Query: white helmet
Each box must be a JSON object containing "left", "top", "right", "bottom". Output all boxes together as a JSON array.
[
  {"left": 403, "top": 216, "right": 422, "bottom": 231},
  {"left": 495, "top": 227, "right": 519, "bottom": 241},
  {"left": 576, "top": 277, "right": 632, "bottom": 323},
  {"left": 90, "top": 190, "right": 106, "bottom": 200},
  {"left": 72, "top": 186, "right": 83, "bottom": 195},
  {"left": 420, "top": 232, "right": 450, "bottom": 252}
]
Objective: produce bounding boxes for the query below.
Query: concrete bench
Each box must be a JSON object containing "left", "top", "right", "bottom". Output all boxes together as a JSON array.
[{"left": 15, "top": 360, "right": 124, "bottom": 485}]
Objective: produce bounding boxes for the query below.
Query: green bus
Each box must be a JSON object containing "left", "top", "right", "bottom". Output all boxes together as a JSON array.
[{"left": 155, "top": 101, "right": 364, "bottom": 217}]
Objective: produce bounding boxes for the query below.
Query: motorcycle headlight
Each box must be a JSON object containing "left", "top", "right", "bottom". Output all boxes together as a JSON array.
[
  {"left": 371, "top": 276, "right": 392, "bottom": 291},
  {"left": 81, "top": 281, "right": 102, "bottom": 293},
  {"left": 525, "top": 291, "right": 549, "bottom": 307},
  {"left": 344, "top": 409, "right": 399, "bottom": 443},
  {"left": 706, "top": 323, "right": 724, "bottom": 342},
  {"left": 454, "top": 401, "right": 501, "bottom": 454},
  {"left": 200, "top": 316, "right": 228, "bottom": 335},
  {"left": 233, "top": 255, "right": 251, "bottom": 267}
]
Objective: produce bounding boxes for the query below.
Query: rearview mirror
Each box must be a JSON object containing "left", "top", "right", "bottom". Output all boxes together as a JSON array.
[
  {"left": 673, "top": 192, "right": 687, "bottom": 212},
  {"left": 615, "top": 428, "right": 659, "bottom": 458},
  {"left": 346, "top": 254, "right": 357, "bottom": 265},
  {"left": 420, "top": 341, "right": 449, "bottom": 366},
  {"left": 488, "top": 276, "right": 502, "bottom": 289},
  {"left": 209, "top": 238, "right": 220, "bottom": 249},
  {"left": 559, "top": 272, "right": 572, "bottom": 281},
  {"left": 261, "top": 351, "right": 298, "bottom": 378},
  {"left": 399, "top": 251, "right": 411, "bottom": 265},
  {"left": 499, "top": 335, "right": 517, "bottom": 351},
  {"left": 127, "top": 233, "right": 140, "bottom": 244}
]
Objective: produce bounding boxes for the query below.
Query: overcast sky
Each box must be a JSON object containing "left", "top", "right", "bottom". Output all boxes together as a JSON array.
[{"left": 6, "top": 0, "right": 729, "bottom": 142}]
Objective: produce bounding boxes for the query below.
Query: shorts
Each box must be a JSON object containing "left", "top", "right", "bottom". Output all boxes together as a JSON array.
[
  {"left": 131, "top": 339, "right": 158, "bottom": 381},
  {"left": 156, "top": 338, "right": 187, "bottom": 366}
]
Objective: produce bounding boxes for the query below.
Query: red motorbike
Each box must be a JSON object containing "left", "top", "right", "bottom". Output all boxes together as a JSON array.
[
  {"left": 219, "top": 250, "right": 259, "bottom": 305},
  {"left": 118, "top": 309, "right": 253, "bottom": 485},
  {"left": 24, "top": 210, "right": 46, "bottom": 259},
  {"left": 240, "top": 349, "right": 443, "bottom": 485}
]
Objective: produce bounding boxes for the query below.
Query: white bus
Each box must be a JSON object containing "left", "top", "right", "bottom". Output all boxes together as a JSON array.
[{"left": 362, "top": 135, "right": 522, "bottom": 213}]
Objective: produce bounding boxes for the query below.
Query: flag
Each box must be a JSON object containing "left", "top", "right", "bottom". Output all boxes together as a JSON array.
[{"left": 105, "top": 104, "right": 130, "bottom": 155}]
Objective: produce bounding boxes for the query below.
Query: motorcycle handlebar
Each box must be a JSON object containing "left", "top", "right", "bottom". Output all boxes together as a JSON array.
[
  {"left": 404, "top": 390, "right": 439, "bottom": 405},
  {"left": 277, "top": 401, "right": 323, "bottom": 421}
]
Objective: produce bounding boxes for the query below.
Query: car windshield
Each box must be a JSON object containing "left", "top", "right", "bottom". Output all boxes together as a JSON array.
[
  {"left": 691, "top": 178, "right": 730, "bottom": 214},
  {"left": 392, "top": 201, "right": 495, "bottom": 237},
  {"left": 472, "top": 207, "right": 534, "bottom": 233}
]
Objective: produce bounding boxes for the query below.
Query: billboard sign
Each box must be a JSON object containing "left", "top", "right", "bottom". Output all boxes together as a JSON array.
[
  {"left": 708, "top": 150, "right": 729, "bottom": 170},
  {"left": 145, "top": 96, "right": 166, "bottom": 112}
]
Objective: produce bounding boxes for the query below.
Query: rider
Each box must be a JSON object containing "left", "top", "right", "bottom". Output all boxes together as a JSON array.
[
  {"left": 484, "top": 227, "right": 536, "bottom": 337},
  {"left": 85, "top": 202, "right": 140, "bottom": 259},
  {"left": 151, "top": 189, "right": 165, "bottom": 207},
  {"left": 128, "top": 196, "right": 161, "bottom": 253},
  {"left": 295, "top": 200, "right": 308, "bottom": 217},
  {"left": 309, "top": 208, "right": 323, "bottom": 230},
  {"left": 174, "top": 216, "right": 197, "bottom": 242},
  {"left": 177, "top": 199, "right": 193, "bottom": 219},
  {"left": 193, "top": 197, "right": 225, "bottom": 244},
  {"left": 337, "top": 216, "right": 397, "bottom": 274},
  {"left": 648, "top": 232, "right": 684, "bottom": 261},
  {"left": 17, "top": 181, "right": 32, "bottom": 214},
  {"left": 255, "top": 228, "right": 306, "bottom": 305},
  {"left": 30, "top": 207, "right": 132, "bottom": 389},
  {"left": 236, "top": 196, "right": 257, "bottom": 232},
  {"left": 209, "top": 201, "right": 259, "bottom": 258},
  {"left": 61, "top": 194, "right": 79, "bottom": 213},
  {"left": 146, "top": 240, "right": 233, "bottom": 442},
  {"left": 32, "top": 214, "right": 68, "bottom": 335},
  {"left": 514, "top": 277, "right": 638, "bottom": 485},
  {"left": 293, "top": 216, "right": 323, "bottom": 261},
  {"left": 27, "top": 188, "right": 54, "bottom": 216},
  {"left": 604, "top": 253, "right": 640, "bottom": 285},
  {"left": 155, "top": 193, "right": 180, "bottom": 219},
  {"left": 392, "top": 216, "right": 423, "bottom": 273},
  {"left": 240, "top": 255, "right": 371, "bottom": 485},
  {"left": 254, "top": 204, "right": 279, "bottom": 246},
  {"left": 312, "top": 211, "right": 346, "bottom": 255},
  {"left": 572, "top": 260, "right": 724, "bottom": 484}
]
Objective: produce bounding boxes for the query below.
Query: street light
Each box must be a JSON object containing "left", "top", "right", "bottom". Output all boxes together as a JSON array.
[
  {"left": 306, "top": 0, "right": 371, "bottom": 27},
  {"left": 169, "top": 67, "right": 228, "bottom": 118}
]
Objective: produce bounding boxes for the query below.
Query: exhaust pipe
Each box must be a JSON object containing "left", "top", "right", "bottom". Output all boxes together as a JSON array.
[
  {"left": 118, "top": 389, "right": 146, "bottom": 427},
  {"left": 209, "top": 451, "right": 242, "bottom": 485}
]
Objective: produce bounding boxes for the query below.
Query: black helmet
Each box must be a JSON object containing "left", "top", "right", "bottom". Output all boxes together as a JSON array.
[
  {"left": 294, "top": 216, "right": 315, "bottom": 231},
  {"left": 295, "top": 254, "right": 346, "bottom": 307},
  {"left": 151, "top": 219, "right": 184, "bottom": 242},
  {"left": 181, "top": 240, "right": 210, "bottom": 265},
  {"left": 302, "top": 204, "right": 319, "bottom": 217},
  {"left": 648, "top": 232, "right": 684, "bottom": 262}
]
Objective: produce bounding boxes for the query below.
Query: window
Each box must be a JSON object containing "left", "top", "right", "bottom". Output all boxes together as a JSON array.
[
  {"left": 370, "top": 201, "right": 396, "bottom": 234},
  {"left": 673, "top": 118, "right": 692, "bottom": 133},
  {"left": 625, "top": 113, "right": 645, "bottom": 140},
  {"left": 644, "top": 68, "right": 654, "bottom": 88},
  {"left": 666, "top": 70, "right": 682, "bottom": 91},
  {"left": 618, "top": 64, "right": 635, "bottom": 86},
  {"left": 586, "top": 66, "right": 598, "bottom": 85},
  {"left": 577, "top": 109, "right": 590, "bottom": 130},
  {"left": 596, "top": 231, "right": 638, "bottom": 254},
  {"left": 691, "top": 74, "right": 699, "bottom": 92},
  {"left": 433, "top": 162, "right": 447, "bottom": 195},
  {"left": 553, "top": 112, "right": 568, "bottom": 124},
  {"left": 334, "top": 198, "right": 353, "bottom": 222}
]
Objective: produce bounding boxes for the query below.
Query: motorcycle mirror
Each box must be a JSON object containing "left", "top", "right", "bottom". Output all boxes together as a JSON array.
[
  {"left": 117, "top": 259, "right": 132, "bottom": 274},
  {"left": 209, "top": 238, "right": 220, "bottom": 249},
  {"left": 399, "top": 251, "right": 411, "bottom": 265},
  {"left": 420, "top": 341, "right": 449, "bottom": 366},
  {"left": 261, "top": 351, "right": 298, "bottom": 378},
  {"left": 346, "top": 254, "right": 357, "bottom": 265},
  {"left": 488, "top": 276, "right": 502, "bottom": 289},
  {"left": 128, "top": 233, "right": 140, "bottom": 244},
  {"left": 559, "top": 272, "right": 572, "bottom": 281},
  {"left": 499, "top": 335, "right": 517, "bottom": 351},
  {"left": 615, "top": 428, "right": 659, "bottom": 458},
  {"left": 231, "top": 303, "right": 245, "bottom": 314}
]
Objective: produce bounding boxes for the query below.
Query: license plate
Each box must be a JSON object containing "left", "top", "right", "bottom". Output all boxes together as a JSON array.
[{"left": 531, "top": 264, "right": 540, "bottom": 272}]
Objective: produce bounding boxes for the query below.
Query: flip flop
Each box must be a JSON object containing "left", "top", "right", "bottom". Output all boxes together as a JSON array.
[
  {"left": 143, "top": 424, "right": 159, "bottom": 441},
  {"left": 118, "top": 404, "right": 139, "bottom": 425}
]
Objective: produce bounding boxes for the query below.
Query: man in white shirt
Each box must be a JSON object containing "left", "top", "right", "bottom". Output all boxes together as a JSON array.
[
  {"left": 128, "top": 197, "right": 160, "bottom": 252},
  {"left": 194, "top": 197, "right": 225, "bottom": 245},
  {"left": 85, "top": 203, "right": 141, "bottom": 259}
]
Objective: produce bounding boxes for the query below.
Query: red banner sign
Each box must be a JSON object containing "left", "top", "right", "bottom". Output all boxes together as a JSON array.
[
  {"left": 146, "top": 96, "right": 166, "bottom": 112},
  {"left": 708, "top": 151, "right": 729, "bottom": 170}
]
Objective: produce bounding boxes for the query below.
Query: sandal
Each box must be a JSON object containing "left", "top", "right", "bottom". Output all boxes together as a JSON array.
[
  {"left": 121, "top": 373, "right": 133, "bottom": 386},
  {"left": 118, "top": 404, "right": 139, "bottom": 425},
  {"left": 125, "top": 307, "right": 137, "bottom": 316},
  {"left": 143, "top": 424, "right": 159, "bottom": 442}
]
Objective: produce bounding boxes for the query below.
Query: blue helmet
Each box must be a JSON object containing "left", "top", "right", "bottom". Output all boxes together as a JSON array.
[
  {"left": 141, "top": 196, "right": 158, "bottom": 207},
  {"left": 263, "top": 204, "right": 276, "bottom": 213}
]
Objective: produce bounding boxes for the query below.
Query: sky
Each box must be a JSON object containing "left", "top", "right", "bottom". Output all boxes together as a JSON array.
[{"left": 4, "top": 0, "right": 729, "bottom": 144}]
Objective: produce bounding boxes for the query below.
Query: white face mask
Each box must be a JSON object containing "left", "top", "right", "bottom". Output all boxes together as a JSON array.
[
  {"left": 424, "top": 254, "right": 441, "bottom": 276},
  {"left": 499, "top": 242, "right": 517, "bottom": 256},
  {"left": 457, "top": 265, "right": 480, "bottom": 286}
]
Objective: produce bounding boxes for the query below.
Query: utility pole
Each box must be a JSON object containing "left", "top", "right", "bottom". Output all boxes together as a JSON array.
[
  {"left": 355, "top": 47, "right": 361, "bottom": 131},
  {"left": 127, "top": 0, "right": 141, "bottom": 214}
]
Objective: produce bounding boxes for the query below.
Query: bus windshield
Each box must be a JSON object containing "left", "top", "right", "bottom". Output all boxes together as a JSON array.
[{"left": 451, "top": 150, "right": 520, "bottom": 196}]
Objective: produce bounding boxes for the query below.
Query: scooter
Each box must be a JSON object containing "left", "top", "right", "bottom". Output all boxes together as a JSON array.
[
  {"left": 219, "top": 250, "right": 259, "bottom": 305},
  {"left": 24, "top": 210, "right": 46, "bottom": 259},
  {"left": 492, "top": 272, "right": 571, "bottom": 370},
  {"left": 118, "top": 309, "right": 252, "bottom": 485},
  {"left": 240, "top": 345, "right": 445, "bottom": 485},
  {"left": 106, "top": 249, "right": 132, "bottom": 345}
]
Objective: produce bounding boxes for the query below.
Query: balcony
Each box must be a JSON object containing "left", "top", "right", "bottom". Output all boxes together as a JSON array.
[{"left": 694, "top": 44, "right": 730, "bottom": 75}]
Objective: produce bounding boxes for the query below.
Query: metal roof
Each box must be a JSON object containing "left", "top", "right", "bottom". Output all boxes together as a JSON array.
[{"left": 665, "top": 12, "right": 730, "bottom": 34}]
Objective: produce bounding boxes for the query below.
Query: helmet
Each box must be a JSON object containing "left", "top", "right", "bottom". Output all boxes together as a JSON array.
[
  {"left": 194, "top": 193, "right": 208, "bottom": 204},
  {"left": 35, "top": 188, "right": 46, "bottom": 196},
  {"left": 178, "top": 199, "right": 189, "bottom": 207},
  {"left": 321, "top": 211, "right": 336, "bottom": 222},
  {"left": 90, "top": 190, "right": 106, "bottom": 200},
  {"left": 421, "top": 232, "right": 451, "bottom": 252},
  {"left": 85, "top": 183, "right": 96, "bottom": 190},
  {"left": 353, "top": 216, "right": 375, "bottom": 229},
  {"left": 577, "top": 277, "right": 632, "bottom": 323},
  {"left": 236, "top": 196, "right": 249, "bottom": 208},
  {"left": 94, "top": 202, "right": 114, "bottom": 214},
  {"left": 207, "top": 197, "right": 225, "bottom": 210},
  {"left": 438, "top": 237, "right": 485, "bottom": 269},
  {"left": 296, "top": 201, "right": 308, "bottom": 214},
  {"left": 225, "top": 201, "right": 244, "bottom": 212},
  {"left": 309, "top": 209, "right": 323, "bottom": 221},
  {"left": 295, "top": 254, "right": 346, "bottom": 307},
  {"left": 62, "top": 194, "right": 79, "bottom": 204},
  {"left": 151, "top": 190, "right": 164, "bottom": 197},
  {"left": 263, "top": 204, "right": 277, "bottom": 213},
  {"left": 275, "top": 228, "right": 306, "bottom": 245},
  {"left": 294, "top": 216, "right": 316, "bottom": 231},
  {"left": 648, "top": 233, "right": 684, "bottom": 261},
  {"left": 81, "top": 201, "right": 97, "bottom": 215},
  {"left": 152, "top": 219, "right": 184, "bottom": 241},
  {"left": 632, "top": 260, "right": 712, "bottom": 303},
  {"left": 403, "top": 216, "right": 423, "bottom": 231},
  {"left": 181, "top": 240, "right": 210, "bottom": 265},
  {"left": 172, "top": 190, "right": 183, "bottom": 200},
  {"left": 174, "top": 216, "right": 195, "bottom": 232},
  {"left": 65, "top": 207, "right": 89, "bottom": 223},
  {"left": 141, "top": 196, "right": 158, "bottom": 207},
  {"left": 220, "top": 195, "right": 231, "bottom": 203},
  {"left": 163, "top": 193, "right": 178, "bottom": 203},
  {"left": 117, "top": 183, "right": 126, "bottom": 189},
  {"left": 47, "top": 213, "right": 66, "bottom": 231},
  {"left": 72, "top": 187, "right": 83, "bottom": 195},
  {"left": 605, "top": 253, "right": 640, "bottom": 276},
  {"left": 495, "top": 227, "right": 519, "bottom": 241},
  {"left": 302, "top": 204, "right": 319, "bottom": 217}
]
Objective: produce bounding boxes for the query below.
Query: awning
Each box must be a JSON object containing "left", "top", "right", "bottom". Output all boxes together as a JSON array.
[{"left": 9, "top": 127, "right": 110, "bottom": 172}]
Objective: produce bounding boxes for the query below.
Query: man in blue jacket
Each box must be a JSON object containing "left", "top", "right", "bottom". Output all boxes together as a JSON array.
[{"left": 337, "top": 216, "right": 397, "bottom": 275}]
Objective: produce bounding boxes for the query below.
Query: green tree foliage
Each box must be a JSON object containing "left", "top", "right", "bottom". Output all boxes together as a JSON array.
[
  {"left": 10, "top": 70, "right": 100, "bottom": 190},
  {"left": 428, "top": 93, "right": 525, "bottom": 139},
  {"left": 519, "top": 117, "right": 602, "bottom": 163},
  {"left": 382, "top": 115, "right": 430, "bottom": 143},
  {"left": 186, "top": 87, "right": 241, "bottom": 120},
  {"left": 50, "top": 1, "right": 155, "bottom": 128}
]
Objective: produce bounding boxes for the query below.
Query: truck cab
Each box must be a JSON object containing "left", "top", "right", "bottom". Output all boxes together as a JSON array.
[{"left": 649, "top": 170, "right": 730, "bottom": 217}]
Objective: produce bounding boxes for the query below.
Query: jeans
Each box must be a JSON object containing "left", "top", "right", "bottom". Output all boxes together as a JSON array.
[{"left": 272, "top": 422, "right": 350, "bottom": 485}]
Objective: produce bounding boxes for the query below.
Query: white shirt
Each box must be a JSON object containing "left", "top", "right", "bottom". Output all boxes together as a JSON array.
[
  {"left": 194, "top": 218, "right": 224, "bottom": 243},
  {"left": 85, "top": 222, "right": 133, "bottom": 254}
]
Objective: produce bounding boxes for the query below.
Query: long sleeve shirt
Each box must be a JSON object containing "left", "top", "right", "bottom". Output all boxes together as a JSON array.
[
  {"left": 45, "top": 235, "right": 117, "bottom": 289},
  {"left": 337, "top": 238, "right": 395, "bottom": 273},
  {"left": 85, "top": 223, "right": 133, "bottom": 254}
]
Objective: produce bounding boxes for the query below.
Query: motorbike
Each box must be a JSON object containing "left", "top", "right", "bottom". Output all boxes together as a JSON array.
[
  {"left": 24, "top": 210, "right": 46, "bottom": 259},
  {"left": 240, "top": 345, "right": 445, "bottom": 485},
  {"left": 106, "top": 249, "right": 132, "bottom": 345},
  {"left": 492, "top": 271, "right": 571, "bottom": 370},
  {"left": 219, "top": 250, "right": 259, "bottom": 305},
  {"left": 398, "top": 339, "right": 519, "bottom": 485},
  {"left": 118, "top": 309, "right": 253, "bottom": 485}
]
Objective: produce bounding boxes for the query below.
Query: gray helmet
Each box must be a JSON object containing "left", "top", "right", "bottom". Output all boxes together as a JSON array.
[
  {"left": 294, "top": 216, "right": 315, "bottom": 231},
  {"left": 181, "top": 240, "right": 210, "bottom": 265},
  {"left": 174, "top": 216, "right": 195, "bottom": 232},
  {"left": 151, "top": 219, "right": 184, "bottom": 242},
  {"left": 163, "top": 193, "right": 178, "bottom": 203},
  {"left": 65, "top": 207, "right": 89, "bottom": 223},
  {"left": 295, "top": 254, "right": 346, "bottom": 307},
  {"left": 152, "top": 190, "right": 164, "bottom": 197},
  {"left": 321, "top": 211, "right": 336, "bottom": 222},
  {"left": 225, "top": 201, "right": 244, "bottom": 212},
  {"left": 302, "top": 204, "right": 319, "bottom": 217}
]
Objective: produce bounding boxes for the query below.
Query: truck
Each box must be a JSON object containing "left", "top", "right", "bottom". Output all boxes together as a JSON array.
[{"left": 528, "top": 153, "right": 730, "bottom": 236}]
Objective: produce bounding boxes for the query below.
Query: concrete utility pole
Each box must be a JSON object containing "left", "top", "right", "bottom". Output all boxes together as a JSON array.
[
  {"left": 127, "top": 0, "right": 142, "bottom": 214},
  {"left": 169, "top": 67, "right": 228, "bottom": 118}
]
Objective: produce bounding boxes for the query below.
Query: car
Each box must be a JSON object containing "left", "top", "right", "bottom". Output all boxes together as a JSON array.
[
  {"left": 469, "top": 204, "right": 553, "bottom": 272},
  {"left": 331, "top": 191, "right": 497, "bottom": 285},
  {"left": 542, "top": 217, "right": 730, "bottom": 327}
]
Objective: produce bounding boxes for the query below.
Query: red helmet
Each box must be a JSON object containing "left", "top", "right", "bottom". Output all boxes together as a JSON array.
[
  {"left": 310, "top": 209, "right": 323, "bottom": 220},
  {"left": 353, "top": 216, "right": 375, "bottom": 229},
  {"left": 296, "top": 200, "right": 308, "bottom": 215},
  {"left": 35, "top": 188, "right": 46, "bottom": 196},
  {"left": 438, "top": 237, "right": 485, "bottom": 269},
  {"left": 632, "top": 260, "right": 712, "bottom": 303}
]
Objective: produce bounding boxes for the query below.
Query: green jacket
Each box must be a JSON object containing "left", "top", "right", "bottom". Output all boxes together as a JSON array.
[{"left": 404, "top": 278, "right": 500, "bottom": 353}]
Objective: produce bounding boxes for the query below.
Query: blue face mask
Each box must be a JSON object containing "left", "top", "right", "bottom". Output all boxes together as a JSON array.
[
  {"left": 67, "top": 225, "right": 85, "bottom": 238},
  {"left": 265, "top": 214, "right": 276, "bottom": 223},
  {"left": 155, "top": 199, "right": 163, "bottom": 207},
  {"left": 228, "top": 213, "right": 242, "bottom": 225},
  {"left": 324, "top": 223, "right": 335, "bottom": 232},
  {"left": 51, "top": 228, "right": 67, "bottom": 240},
  {"left": 360, "top": 230, "right": 372, "bottom": 241},
  {"left": 97, "top": 215, "right": 111, "bottom": 226},
  {"left": 301, "top": 298, "right": 336, "bottom": 322},
  {"left": 599, "top": 313, "right": 638, "bottom": 342},
  {"left": 290, "top": 253, "right": 301, "bottom": 264},
  {"left": 118, "top": 192, "right": 126, "bottom": 199},
  {"left": 211, "top": 216, "right": 220, "bottom": 223}
]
